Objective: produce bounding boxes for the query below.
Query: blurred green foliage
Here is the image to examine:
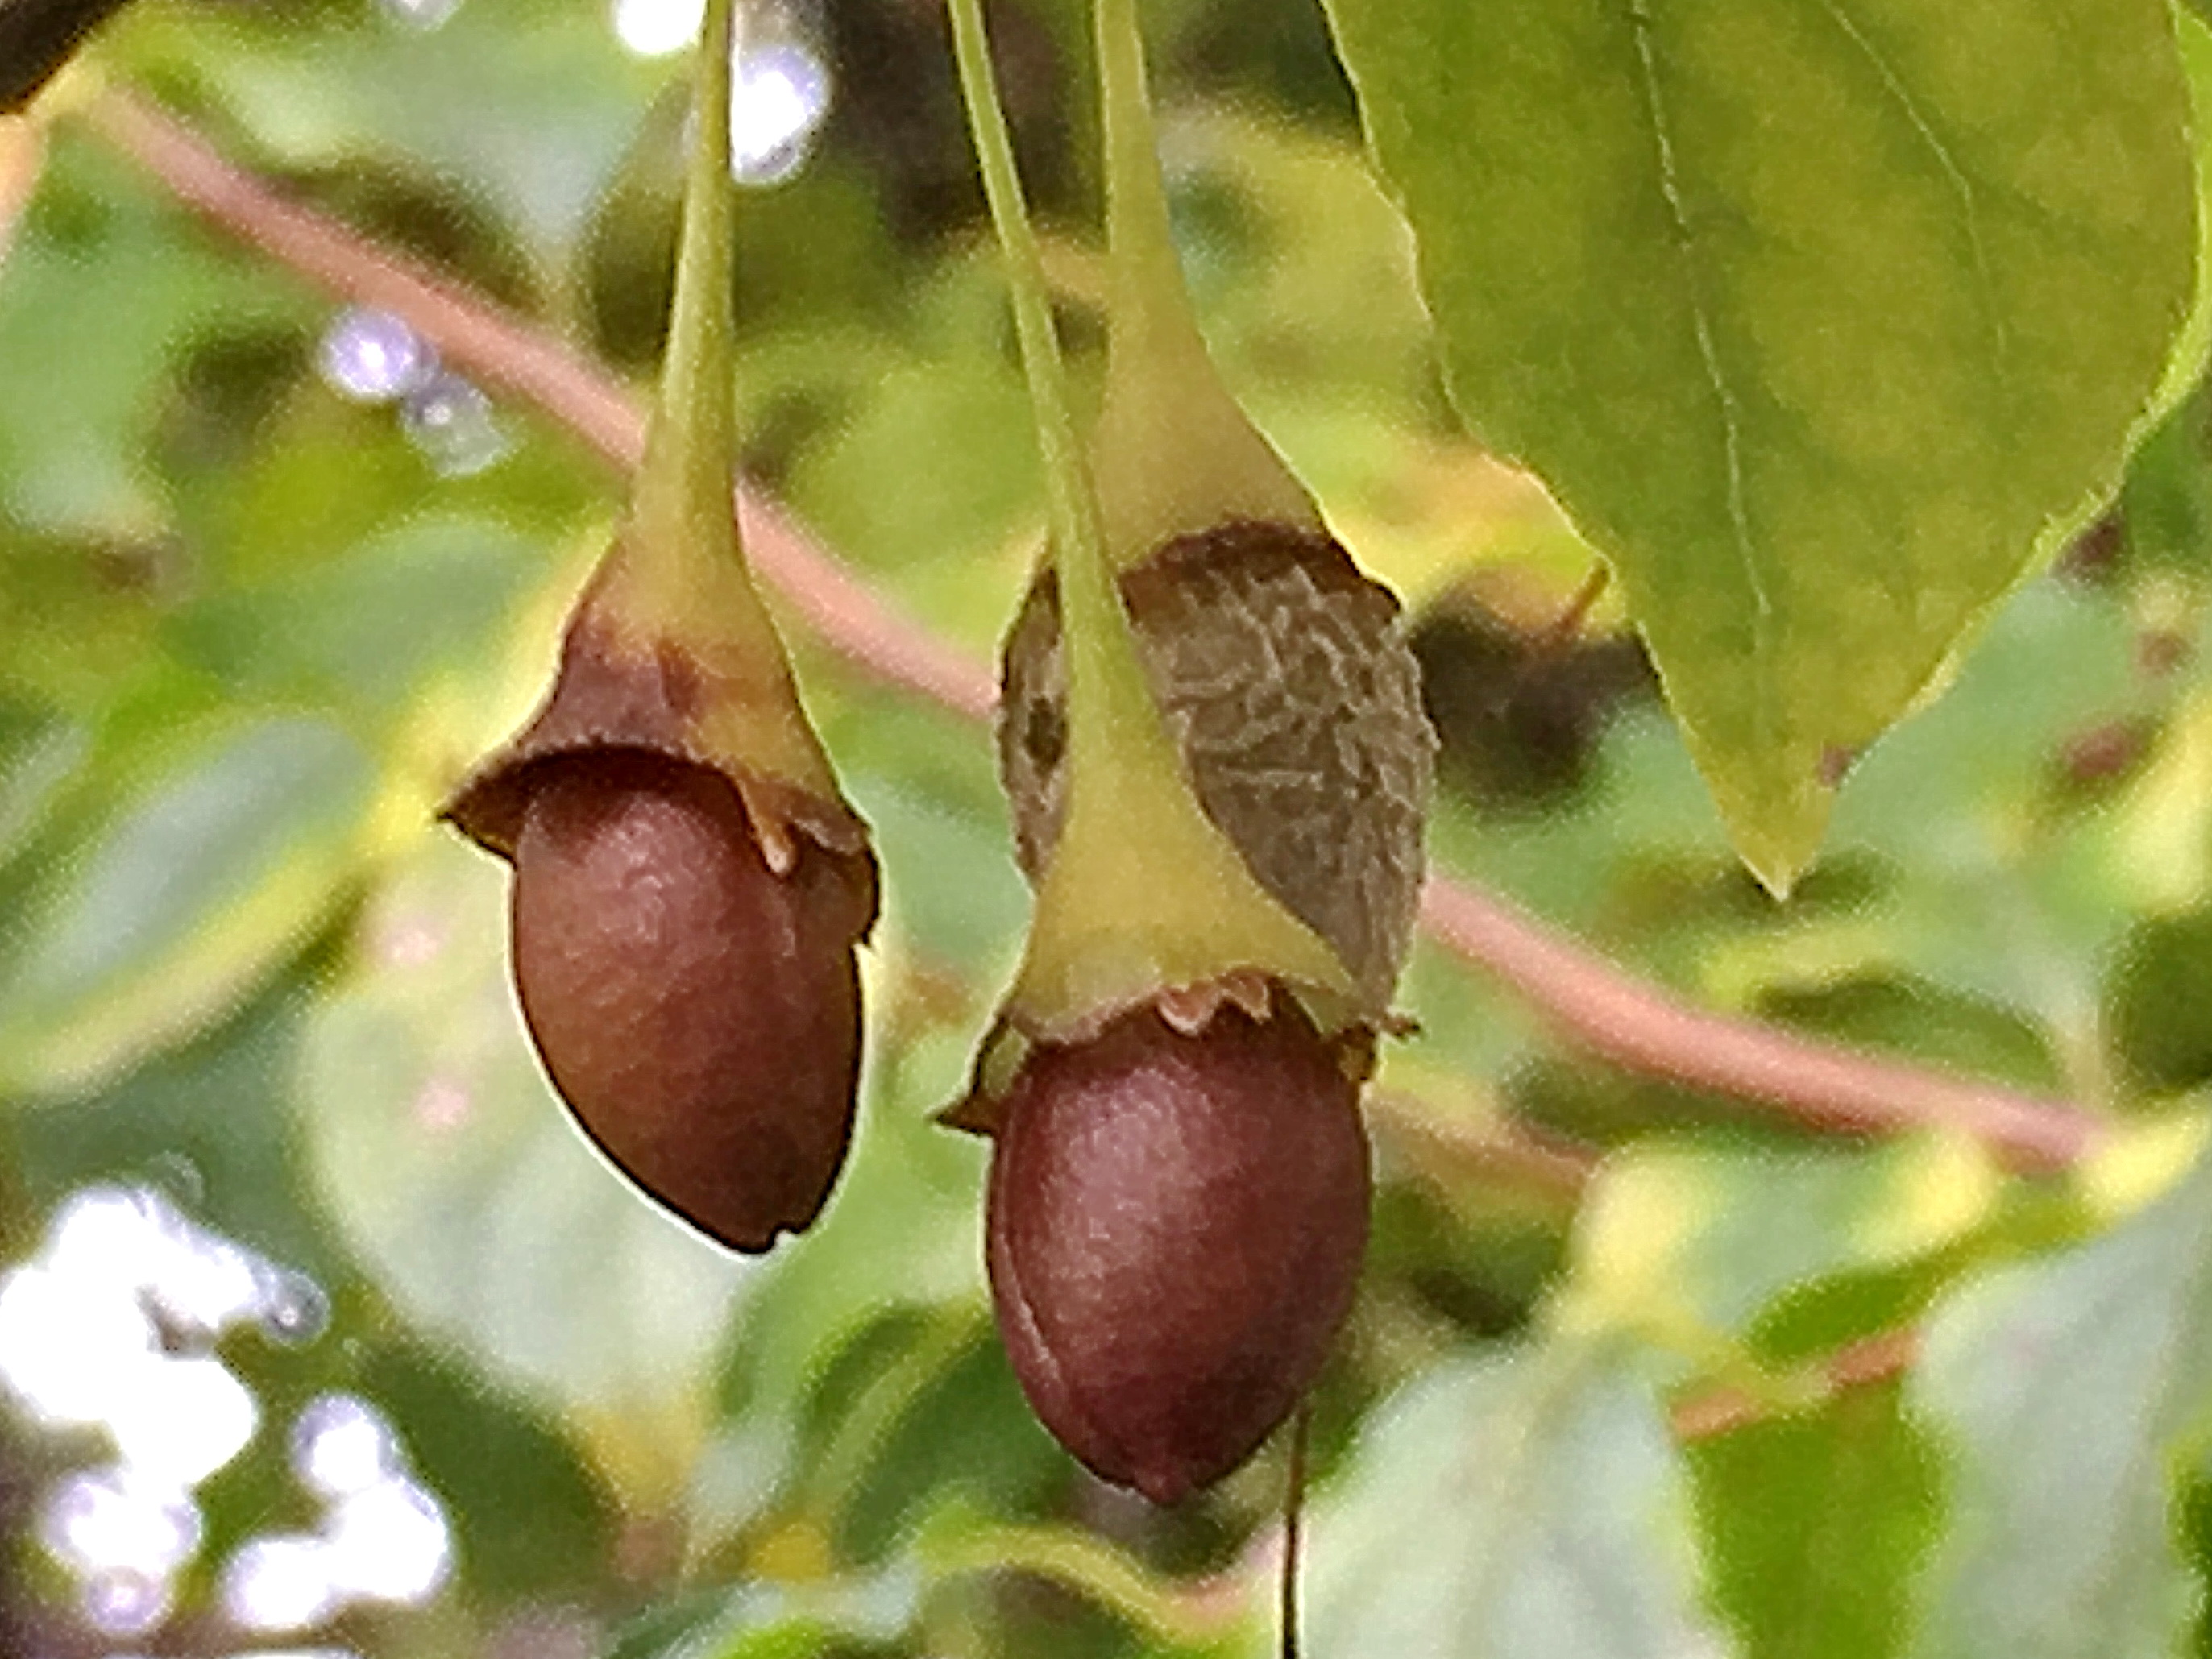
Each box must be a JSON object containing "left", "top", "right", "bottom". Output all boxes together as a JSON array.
[{"left": 3, "top": 2, "right": 2212, "bottom": 1657}]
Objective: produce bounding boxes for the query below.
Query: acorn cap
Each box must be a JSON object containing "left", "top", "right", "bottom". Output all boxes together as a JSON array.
[
  {"left": 998, "top": 518, "right": 1433, "bottom": 1014},
  {"left": 448, "top": 0, "right": 869, "bottom": 893},
  {"left": 443, "top": 545, "right": 875, "bottom": 898}
]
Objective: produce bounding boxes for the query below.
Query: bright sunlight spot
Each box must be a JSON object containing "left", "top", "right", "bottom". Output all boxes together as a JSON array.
[
  {"left": 730, "top": 43, "right": 832, "bottom": 185},
  {"left": 613, "top": 0, "right": 703, "bottom": 58},
  {"left": 610, "top": 0, "right": 832, "bottom": 184},
  {"left": 0, "top": 1185, "right": 452, "bottom": 1651}
]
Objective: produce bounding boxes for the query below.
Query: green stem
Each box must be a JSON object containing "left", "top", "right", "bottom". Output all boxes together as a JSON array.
[
  {"left": 1089, "top": 0, "right": 1314, "bottom": 562},
  {"left": 943, "top": 0, "right": 1169, "bottom": 798},
  {"left": 583, "top": 0, "right": 844, "bottom": 811},
  {"left": 1095, "top": 0, "right": 1193, "bottom": 373},
  {"left": 948, "top": 0, "right": 1356, "bottom": 1032},
  {"left": 626, "top": 0, "right": 774, "bottom": 641}
]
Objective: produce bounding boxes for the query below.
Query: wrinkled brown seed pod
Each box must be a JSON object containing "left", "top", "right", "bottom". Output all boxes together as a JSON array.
[
  {"left": 446, "top": 598, "right": 878, "bottom": 1254},
  {"left": 998, "top": 519, "right": 1434, "bottom": 1014},
  {"left": 986, "top": 1002, "right": 1370, "bottom": 1505}
]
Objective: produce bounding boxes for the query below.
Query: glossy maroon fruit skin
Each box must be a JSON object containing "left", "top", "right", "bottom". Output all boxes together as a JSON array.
[
  {"left": 986, "top": 1005, "right": 1371, "bottom": 1503},
  {"left": 510, "top": 753, "right": 866, "bottom": 1253}
]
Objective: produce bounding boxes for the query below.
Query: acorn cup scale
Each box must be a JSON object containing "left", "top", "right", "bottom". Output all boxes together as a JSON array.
[
  {"left": 999, "top": 518, "right": 1432, "bottom": 1013},
  {"left": 443, "top": 0, "right": 875, "bottom": 1254}
]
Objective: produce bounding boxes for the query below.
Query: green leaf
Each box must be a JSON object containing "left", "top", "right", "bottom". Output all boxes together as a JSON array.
[
  {"left": 1324, "top": 0, "right": 2197, "bottom": 886},
  {"left": 2105, "top": 906, "right": 2212, "bottom": 1093},
  {"left": 1304, "top": 1338, "right": 1726, "bottom": 1658},
  {"left": 122, "top": 0, "right": 658, "bottom": 261},
  {"left": 606, "top": 1574, "right": 920, "bottom": 1659},
  {"left": 1905, "top": 1141, "right": 2212, "bottom": 1659},
  {"left": 912, "top": 1495, "right": 1244, "bottom": 1653},
  {"left": 2143, "top": 13, "right": 2212, "bottom": 427},
  {"left": 167, "top": 512, "right": 542, "bottom": 719},
  {"left": 296, "top": 831, "right": 753, "bottom": 1502},
  {"left": 2120, "top": 386, "right": 2212, "bottom": 577},
  {"left": 815, "top": 684, "right": 1031, "bottom": 981},
  {"left": 1691, "top": 1383, "right": 1941, "bottom": 1659},
  {"left": 0, "top": 695, "right": 84, "bottom": 866},
  {"left": 1755, "top": 974, "right": 2065, "bottom": 1097},
  {"left": 357, "top": 1341, "right": 619, "bottom": 1607},
  {"left": 0, "top": 715, "right": 377, "bottom": 1098},
  {"left": 723, "top": 1022, "right": 986, "bottom": 1430},
  {"left": 836, "top": 1333, "right": 1064, "bottom": 1564},
  {"left": 1571, "top": 1136, "right": 2000, "bottom": 1342},
  {"left": 0, "top": 137, "right": 306, "bottom": 537},
  {"left": 5, "top": 958, "right": 341, "bottom": 1276},
  {"left": 786, "top": 354, "right": 1045, "bottom": 586}
]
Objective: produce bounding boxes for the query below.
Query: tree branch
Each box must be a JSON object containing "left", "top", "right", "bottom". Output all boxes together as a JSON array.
[
  {"left": 78, "top": 88, "right": 2108, "bottom": 1171},
  {"left": 1670, "top": 1325, "right": 1921, "bottom": 1441},
  {"left": 78, "top": 91, "right": 997, "bottom": 723},
  {"left": 1418, "top": 881, "right": 2101, "bottom": 1171}
]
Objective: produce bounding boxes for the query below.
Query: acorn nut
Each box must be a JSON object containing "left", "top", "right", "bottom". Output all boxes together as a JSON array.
[
  {"left": 507, "top": 750, "right": 869, "bottom": 1253},
  {"left": 986, "top": 1001, "right": 1371, "bottom": 1504}
]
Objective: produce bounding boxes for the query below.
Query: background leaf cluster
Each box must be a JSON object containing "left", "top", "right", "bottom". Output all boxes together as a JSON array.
[{"left": 6, "top": 1, "right": 2212, "bottom": 1657}]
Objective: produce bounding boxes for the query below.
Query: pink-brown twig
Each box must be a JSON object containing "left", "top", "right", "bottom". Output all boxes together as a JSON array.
[{"left": 1670, "top": 1326, "right": 1923, "bottom": 1441}]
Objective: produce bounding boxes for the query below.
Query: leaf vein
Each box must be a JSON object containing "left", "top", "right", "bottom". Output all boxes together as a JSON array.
[
  {"left": 1624, "top": 0, "right": 1777, "bottom": 745},
  {"left": 1813, "top": 0, "right": 2017, "bottom": 417}
]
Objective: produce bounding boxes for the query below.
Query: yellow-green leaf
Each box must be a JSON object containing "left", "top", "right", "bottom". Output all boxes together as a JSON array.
[{"left": 1325, "top": 0, "right": 2197, "bottom": 887}]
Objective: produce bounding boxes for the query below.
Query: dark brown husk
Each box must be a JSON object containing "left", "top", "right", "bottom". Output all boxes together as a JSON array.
[{"left": 446, "top": 562, "right": 869, "bottom": 869}]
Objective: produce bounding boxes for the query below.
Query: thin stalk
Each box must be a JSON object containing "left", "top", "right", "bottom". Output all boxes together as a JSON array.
[
  {"left": 1089, "top": 0, "right": 1314, "bottom": 559},
  {"left": 625, "top": 0, "right": 775, "bottom": 648},
  {"left": 1280, "top": 1404, "right": 1309, "bottom": 1659},
  {"left": 1095, "top": 0, "right": 1194, "bottom": 379},
  {"left": 943, "top": 0, "right": 1179, "bottom": 807},
  {"left": 636, "top": 0, "right": 737, "bottom": 544}
]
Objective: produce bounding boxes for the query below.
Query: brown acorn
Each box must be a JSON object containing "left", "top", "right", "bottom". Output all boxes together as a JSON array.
[
  {"left": 948, "top": 0, "right": 1421, "bottom": 1513},
  {"left": 986, "top": 1001, "right": 1370, "bottom": 1504},
  {"left": 445, "top": 592, "right": 879, "bottom": 1253},
  {"left": 504, "top": 750, "right": 869, "bottom": 1251},
  {"left": 998, "top": 519, "right": 1433, "bottom": 1014},
  {"left": 444, "top": 0, "right": 875, "bottom": 1254}
]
